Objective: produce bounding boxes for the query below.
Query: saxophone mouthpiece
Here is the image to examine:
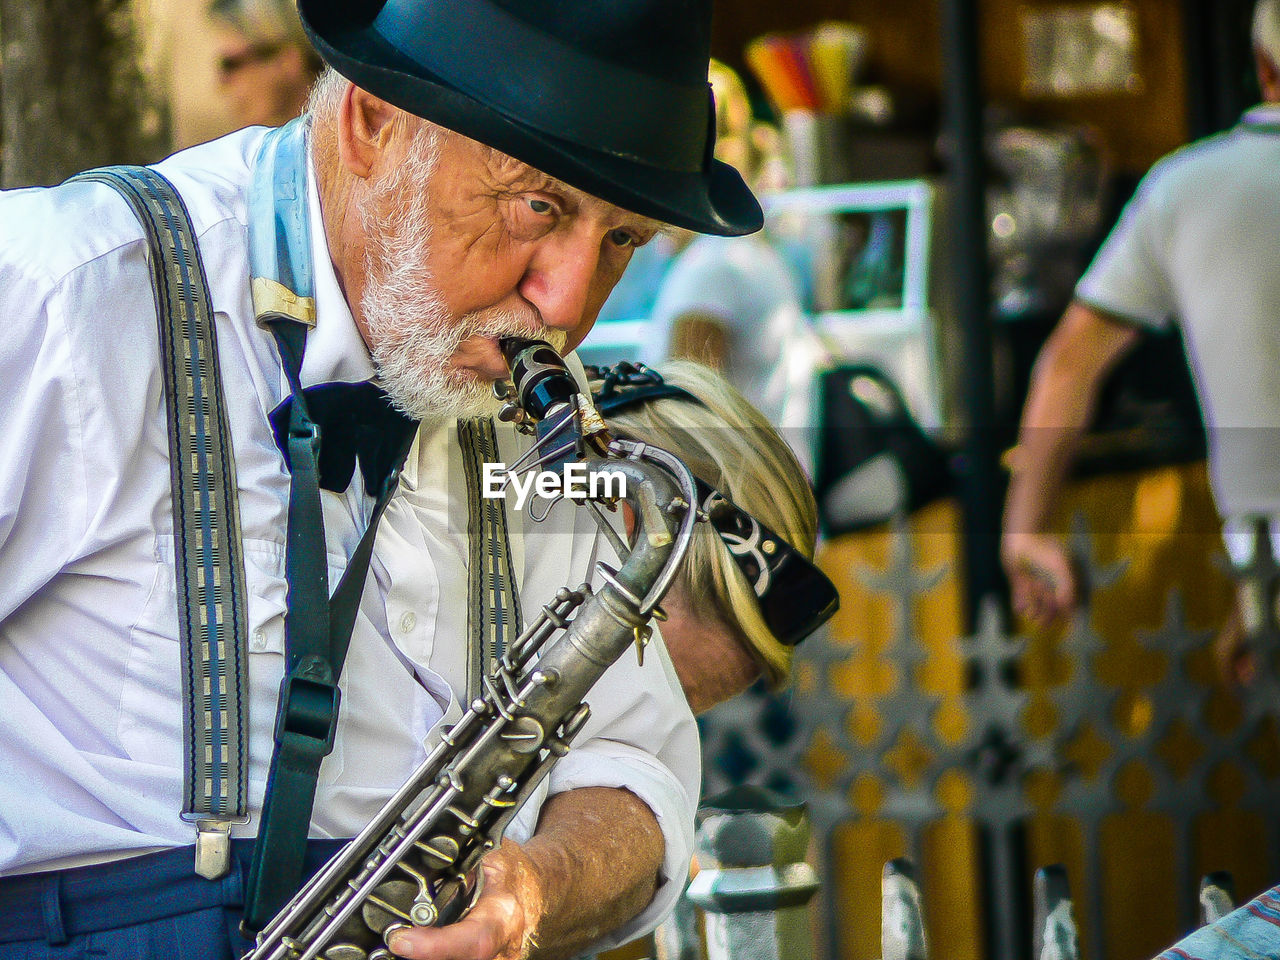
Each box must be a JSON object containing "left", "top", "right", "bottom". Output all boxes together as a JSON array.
[
  {"left": 500, "top": 337, "right": 577, "bottom": 422},
  {"left": 498, "top": 336, "right": 549, "bottom": 367}
]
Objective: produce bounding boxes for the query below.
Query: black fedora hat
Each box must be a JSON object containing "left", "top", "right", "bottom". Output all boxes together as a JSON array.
[{"left": 296, "top": 0, "right": 763, "bottom": 237}]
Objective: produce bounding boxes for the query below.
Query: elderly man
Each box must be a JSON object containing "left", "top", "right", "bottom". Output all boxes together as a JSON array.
[{"left": 0, "top": 2, "right": 761, "bottom": 959}]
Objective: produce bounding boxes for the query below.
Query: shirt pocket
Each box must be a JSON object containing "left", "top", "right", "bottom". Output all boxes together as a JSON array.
[{"left": 117, "top": 538, "right": 304, "bottom": 780}]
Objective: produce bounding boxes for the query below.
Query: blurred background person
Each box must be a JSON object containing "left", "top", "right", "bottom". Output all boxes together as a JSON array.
[
  {"left": 207, "top": 0, "right": 323, "bottom": 129},
  {"left": 594, "top": 61, "right": 791, "bottom": 334},
  {"left": 1001, "top": 0, "right": 1280, "bottom": 685},
  {"left": 638, "top": 62, "right": 827, "bottom": 470}
]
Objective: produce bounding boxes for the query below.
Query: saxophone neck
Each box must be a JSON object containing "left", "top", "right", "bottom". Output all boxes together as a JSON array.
[
  {"left": 594, "top": 442, "right": 698, "bottom": 618},
  {"left": 496, "top": 336, "right": 700, "bottom": 613}
]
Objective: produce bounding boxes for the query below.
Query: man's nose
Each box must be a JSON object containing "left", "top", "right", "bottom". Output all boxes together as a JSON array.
[{"left": 519, "top": 227, "right": 606, "bottom": 336}]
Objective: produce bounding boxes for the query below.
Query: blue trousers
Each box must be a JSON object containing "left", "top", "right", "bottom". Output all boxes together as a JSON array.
[{"left": 0, "top": 839, "right": 344, "bottom": 960}]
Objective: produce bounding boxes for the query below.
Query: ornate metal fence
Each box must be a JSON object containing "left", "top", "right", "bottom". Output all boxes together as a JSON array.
[{"left": 693, "top": 466, "right": 1280, "bottom": 960}]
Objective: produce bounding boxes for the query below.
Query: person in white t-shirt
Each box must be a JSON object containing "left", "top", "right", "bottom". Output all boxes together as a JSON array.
[
  {"left": 1005, "top": 15, "right": 1280, "bottom": 949},
  {"left": 1002, "top": 0, "right": 1280, "bottom": 673}
]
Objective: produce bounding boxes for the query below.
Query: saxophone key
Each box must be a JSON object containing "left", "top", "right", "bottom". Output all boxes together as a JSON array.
[
  {"left": 633, "top": 623, "right": 651, "bottom": 666},
  {"left": 561, "top": 703, "right": 591, "bottom": 742},
  {"left": 529, "top": 667, "right": 560, "bottom": 688},
  {"left": 500, "top": 715, "right": 545, "bottom": 753},
  {"left": 361, "top": 880, "right": 417, "bottom": 935},
  {"left": 319, "top": 946, "right": 368, "bottom": 960},
  {"left": 442, "top": 805, "right": 482, "bottom": 836},
  {"left": 409, "top": 901, "right": 439, "bottom": 926},
  {"left": 413, "top": 834, "right": 461, "bottom": 869}
]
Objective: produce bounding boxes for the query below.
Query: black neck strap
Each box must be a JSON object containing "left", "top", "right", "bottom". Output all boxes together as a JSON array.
[{"left": 242, "top": 318, "right": 415, "bottom": 932}]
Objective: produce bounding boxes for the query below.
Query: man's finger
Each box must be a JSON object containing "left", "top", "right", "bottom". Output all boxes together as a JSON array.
[
  {"left": 386, "top": 849, "right": 535, "bottom": 960},
  {"left": 1011, "top": 565, "right": 1075, "bottom": 627},
  {"left": 388, "top": 917, "right": 509, "bottom": 960},
  {"left": 1011, "top": 574, "right": 1044, "bottom": 622}
]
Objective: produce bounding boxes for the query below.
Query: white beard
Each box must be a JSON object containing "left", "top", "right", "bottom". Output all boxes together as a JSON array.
[{"left": 357, "top": 135, "right": 567, "bottom": 421}]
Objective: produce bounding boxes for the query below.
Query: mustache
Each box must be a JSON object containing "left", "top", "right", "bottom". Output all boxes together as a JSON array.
[{"left": 463, "top": 311, "right": 568, "bottom": 354}]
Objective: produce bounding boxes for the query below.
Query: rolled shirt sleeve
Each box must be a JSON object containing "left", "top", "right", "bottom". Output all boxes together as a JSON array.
[
  {"left": 504, "top": 595, "right": 701, "bottom": 952},
  {"left": 537, "top": 736, "right": 697, "bottom": 950}
]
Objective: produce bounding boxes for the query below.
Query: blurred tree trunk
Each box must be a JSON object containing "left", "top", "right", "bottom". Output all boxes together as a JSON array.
[{"left": 0, "top": 0, "right": 168, "bottom": 187}]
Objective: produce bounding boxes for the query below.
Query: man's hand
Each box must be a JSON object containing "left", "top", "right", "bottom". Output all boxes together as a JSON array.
[
  {"left": 387, "top": 840, "right": 545, "bottom": 960},
  {"left": 1002, "top": 531, "right": 1079, "bottom": 626},
  {"left": 1214, "top": 593, "right": 1258, "bottom": 689},
  {"left": 1001, "top": 302, "right": 1140, "bottom": 628},
  {"left": 384, "top": 786, "right": 664, "bottom": 960}
]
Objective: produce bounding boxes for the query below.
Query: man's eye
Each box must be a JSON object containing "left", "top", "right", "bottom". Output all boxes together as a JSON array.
[
  {"left": 528, "top": 198, "right": 555, "bottom": 215},
  {"left": 608, "top": 228, "right": 639, "bottom": 248}
]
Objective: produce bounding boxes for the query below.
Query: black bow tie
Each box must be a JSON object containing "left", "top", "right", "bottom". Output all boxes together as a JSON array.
[{"left": 269, "top": 382, "right": 419, "bottom": 494}]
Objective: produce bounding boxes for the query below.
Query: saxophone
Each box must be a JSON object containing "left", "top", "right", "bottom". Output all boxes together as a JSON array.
[{"left": 243, "top": 340, "right": 699, "bottom": 960}]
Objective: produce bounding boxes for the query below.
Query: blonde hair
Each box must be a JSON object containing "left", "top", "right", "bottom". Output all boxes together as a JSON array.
[
  {"left": 1257, "top": 0, "right": 1280, "bottom": 68},
  {"left": 708, "top": 59, "right": 790, "bottom": 193},
  {"left": 605, "top": 360, "right": 818, "bottom": 685}
]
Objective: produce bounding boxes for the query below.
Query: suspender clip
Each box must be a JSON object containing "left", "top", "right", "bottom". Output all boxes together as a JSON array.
[{"left": 194, "top": 819, "right": 234, "bottom": 880}]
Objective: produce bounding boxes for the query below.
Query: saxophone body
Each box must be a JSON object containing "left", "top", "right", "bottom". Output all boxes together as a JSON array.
[{"left": 244, "top": 342, "right": 698, "bottom": 960}]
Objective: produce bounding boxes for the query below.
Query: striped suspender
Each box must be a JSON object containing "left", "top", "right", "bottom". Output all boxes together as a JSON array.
[
  {"left": 71, "top": 167, "right": 250, "bottom": 879},
  {"left": 70, "top": 157, "right": 519, "bottom": 886},
  {"left": 458, "top": 418, "right": 524, "bottom": 701}
]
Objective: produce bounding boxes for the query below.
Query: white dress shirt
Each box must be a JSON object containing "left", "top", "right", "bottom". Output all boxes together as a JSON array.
[{"left": 0, "top": 127, "right": 698, "bottom": 949}]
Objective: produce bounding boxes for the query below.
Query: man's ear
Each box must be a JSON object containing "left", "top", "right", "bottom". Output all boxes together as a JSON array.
[{"left": 337, "top": 85, "right": 401, "bottom": 179}]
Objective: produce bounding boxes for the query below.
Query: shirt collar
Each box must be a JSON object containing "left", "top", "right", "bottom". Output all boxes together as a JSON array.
[
  {"left": 298, "top": 146, "right": 378, "bottom": 388},
  {"left": 1241, "top": 103, "right": 1280, "bottom": 132}
]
